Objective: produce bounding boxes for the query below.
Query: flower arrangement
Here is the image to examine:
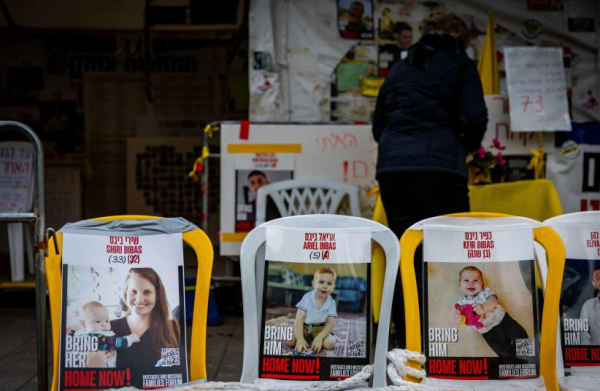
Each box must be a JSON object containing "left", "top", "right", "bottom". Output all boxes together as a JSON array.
[{"left": 467, "top": 139, "right": 507, "bottom": 185}]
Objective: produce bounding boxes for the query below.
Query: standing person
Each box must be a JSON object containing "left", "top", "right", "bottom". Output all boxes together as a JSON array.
[
  {"left": 86, "top": 268, "right": 181, "bottom": 367},
  {"left": 372, "top": 10, "right": 488, "bottom": 347}
]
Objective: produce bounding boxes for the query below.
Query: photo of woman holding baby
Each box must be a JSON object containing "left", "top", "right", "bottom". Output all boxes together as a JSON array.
[{"left": 86, "top": 268, "right": 181, "bottom": 368}]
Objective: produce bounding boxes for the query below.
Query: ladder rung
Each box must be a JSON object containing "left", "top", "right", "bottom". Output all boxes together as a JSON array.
[{"left": 0, "top": 212, "right": 38, "bottom": 223}]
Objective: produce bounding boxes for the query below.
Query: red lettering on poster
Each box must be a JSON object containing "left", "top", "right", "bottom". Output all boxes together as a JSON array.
[
  {"left": 428, "top": 359, "right": 457, "bottom": 375},
  {"left": 262, "top": 357, "right": 290, "bottom": 373}
]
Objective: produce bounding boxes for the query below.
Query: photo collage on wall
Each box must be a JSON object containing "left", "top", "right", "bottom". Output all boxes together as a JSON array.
[
  {"left": 259, "top": 228, "right": 372, "bottom": 380},
  {"left": 59, "top": 232, "right": 188, "bottom": 390},
  {"left": 552, "top": 224, "right": 600, "bottom": 371},
  {"left": 422, "top": 227, "right": 541, "bottom": 380}
]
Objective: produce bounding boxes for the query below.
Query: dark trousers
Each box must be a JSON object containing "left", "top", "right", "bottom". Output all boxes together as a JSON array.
[
  {"left": 483, "top": 313, "right": 529, "bottom": 357},
  {"left": 378, "top": 172, "right": 470, "bottom": 348}
]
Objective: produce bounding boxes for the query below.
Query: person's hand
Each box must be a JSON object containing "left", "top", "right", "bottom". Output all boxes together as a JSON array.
[
  {"left": 66, "top": 324, "right": 82, "bottom": 335},
  {"left": 473, "top": 303, "right": 485, "bottom": 315},
  {"left": 311, "top": 335, "right": 325, "bottom": 353},
  {"left": 295, "top": 338, "right": 309, "bottom": 353},
  {"left": 454, "top": 309, "right": 463, "bottom": 325},
  {"left": 130, "top": 333, "right": 140, "bottom": 343},
  {"left": 86, "top": 350, "right": 115, "bottom": 368}
]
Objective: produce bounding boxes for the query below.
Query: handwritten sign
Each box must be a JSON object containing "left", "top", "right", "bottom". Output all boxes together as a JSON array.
[
  {"left": 0, "top": 142, "right": 34, "bottom": 212},
  {"left": 504, "top": 47, "right": 571, "bottom": 132}
]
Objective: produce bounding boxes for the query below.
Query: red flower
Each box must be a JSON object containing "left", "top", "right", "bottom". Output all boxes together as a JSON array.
[
  {"left": 497, "top": 152, "right": 506, "bottom": 167},
  {"left": 478, "top": 146, "right": 486, "bottom": 159}
]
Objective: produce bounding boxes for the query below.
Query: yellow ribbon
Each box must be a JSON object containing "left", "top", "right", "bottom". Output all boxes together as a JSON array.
[
  {"left": 366, "top": 186, "right": 380, "bottom": 197},
  {"left": 188, "top": 145, "right": 210, "bottom": 181},
  {"left": 527, "top": 147, "right": 545, "bottom": 179},
  {"left": 204, "top": 123, "right": 220, "bottom": 138}
]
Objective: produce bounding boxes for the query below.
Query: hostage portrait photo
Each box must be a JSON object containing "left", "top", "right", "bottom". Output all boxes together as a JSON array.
[
  {"left": 560, "top": 259, "right": 600, "bottom": 346},
  {"left": 426, "top": 260, "right": 538, "bottom": 358},
  {"left": 61, "top": 264, "right": 183, "bottom": 369},
  {"left": 337, "top": 0, "right": 374, "bottom": 40},
  {"left": 234, "top": 169, "right": 292, "bottom": 231},
  {"left": 262, "top": 261, "right": 369, "bottom": 359}
]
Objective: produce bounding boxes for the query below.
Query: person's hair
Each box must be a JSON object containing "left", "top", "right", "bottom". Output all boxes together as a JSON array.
[
  {"left": 350, "top": 1, "right": 364, "bottom": 12},
  {"left": 314, "top": 266, "right": 337, "bottom": 283},
  {"left": 393, "top": 22, "right": 412, "bottom": 34},
  {"left": 120, "top": 268, "right": 180, "bottom": 351},
  {"left": 247, "top": 170, "right": 267, "bottom": 180},
  {"left": 458, "top": 266, "right": 483, "bottom": 284},
  {"left": 82, "top": 301, "right": 105, "bottom": 316},
  {"left": 419, "top": 10, "right": 470, "bottom": 46}
]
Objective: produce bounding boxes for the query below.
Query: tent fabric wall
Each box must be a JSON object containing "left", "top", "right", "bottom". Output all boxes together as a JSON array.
[{"left": 249, "top": 0, "right": 600, "bottom": 123}]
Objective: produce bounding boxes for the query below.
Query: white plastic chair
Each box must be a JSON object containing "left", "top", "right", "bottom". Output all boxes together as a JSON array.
[
  {"left": 401, "top": 213, "right": 564, "bottom": 391},
  {"left": 240, "top": 214, "right": 399, "bottom": 387},
  {"left": 255, "top": 178, "right": 361, "bottom": 225},
  {"left": 543, "top": 211, "right": 600, "bottom": 391}
]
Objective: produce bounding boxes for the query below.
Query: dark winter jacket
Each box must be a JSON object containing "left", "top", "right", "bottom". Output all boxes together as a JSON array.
[{"left": 372, "top": 33, "right": 488, "bottom": 178}]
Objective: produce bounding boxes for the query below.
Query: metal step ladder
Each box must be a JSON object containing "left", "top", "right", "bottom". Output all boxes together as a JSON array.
[{"left": 0, "top": 121, "right": 48, "bottom": 391}]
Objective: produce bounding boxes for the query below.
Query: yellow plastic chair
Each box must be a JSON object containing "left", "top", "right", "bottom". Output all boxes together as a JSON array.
[
  {"left": 400, "top": 212, "right": 565, "bottom": 391},
  {"left": 46, "top": 215, "right": 213, "bottom": 391}
]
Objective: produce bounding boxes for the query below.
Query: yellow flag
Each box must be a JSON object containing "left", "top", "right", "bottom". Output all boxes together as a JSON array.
[{"left": 478, "top": 12, "right": 499, "bottom": 95}]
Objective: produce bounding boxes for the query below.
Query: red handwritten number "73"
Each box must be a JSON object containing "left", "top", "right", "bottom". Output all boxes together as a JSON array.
[{"left": 521, "top": 95, "right": 544, "bottom": 114}]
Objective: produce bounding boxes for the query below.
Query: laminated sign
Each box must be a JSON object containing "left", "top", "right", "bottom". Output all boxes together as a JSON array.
[
  {"left": 552, "top": 224, "right": 600, "bottom": 370},
  {"left": 260, "top": 228, "right": 371, "bottom": 380},
  {"left": 423, "top": 227, "right": 540, "bottom": 380},
  {"left": 59, "top": 233, "right": 188, "bottom": 390},
  {"left": 234, "top": 154, "right": 293, "bottom": 232}
]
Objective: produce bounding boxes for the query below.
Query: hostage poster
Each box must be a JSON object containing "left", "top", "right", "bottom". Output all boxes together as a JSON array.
[
  {"left": 59, "top": 233, "right": 188, "bottom": 390},
  {"left": 552, "top": 225, "right": 600, "bottom": 370},
  {"left": 234, "top": 153, "right": 293, "bottom": 232},
  {"left": 259, "top": 228, "right": 371, "bottom": 380},
  {"left": 423, "top": 228, "right": 540, "bottom": 380}
]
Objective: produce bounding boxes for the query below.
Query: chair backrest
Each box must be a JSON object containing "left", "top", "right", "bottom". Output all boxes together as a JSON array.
[
  {"left": 543, "top": 211, "right": 600, "bottom": 388},
  {"left": 256, "top": 178, "right": 361, "bottom": 225},
  {"left": 46, "top": 215, "right": 213, "bottom": 391},
  {"left": 239, "top": 214, "right": 399, "bottom": 387},
  {"left": 400, "top": 212, "right": 564, "bottom": 391}
]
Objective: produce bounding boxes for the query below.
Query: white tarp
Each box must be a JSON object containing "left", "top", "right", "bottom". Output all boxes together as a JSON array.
[{"left": 249, "top": 0, "right": 600, "bottom": 123}]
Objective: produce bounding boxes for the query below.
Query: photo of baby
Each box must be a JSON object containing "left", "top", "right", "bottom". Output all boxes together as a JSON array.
[
  {"left": 427, "top": 261, "right": 538, "bottom": 358},
  {"left": 262, "top": 261, "right": 368, "bottom": 359},
  {"left": 74, "top": 301, "right": 141, "bottom": 367},
  {"left": 62, "top": 264, "right": 182, "bottom": 368},
  {"left": 455, "top": 266, "right": 528, "bottom": 357}
]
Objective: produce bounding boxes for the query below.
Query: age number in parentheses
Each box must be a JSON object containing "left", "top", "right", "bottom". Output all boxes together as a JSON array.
[{"left": 108, "top": 254, "right": 140, "bottom": 264}]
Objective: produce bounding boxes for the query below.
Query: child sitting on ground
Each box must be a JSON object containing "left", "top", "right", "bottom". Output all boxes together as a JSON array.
[
  {"left": 286, "top": 266, "right": 337, "bottom": 354},
  {"left": 455, "top": 266, "right": 528, "bottom": 357},
  {"left": 77, "top": 300, "right": 140, "bottom": 367}
]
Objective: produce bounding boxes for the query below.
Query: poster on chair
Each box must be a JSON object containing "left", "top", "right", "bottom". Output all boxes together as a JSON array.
[
  {"left": 422, "top": 228, "right": 541, "bottom": 380},
  {"left": 259, "top": 228, "right": 371, "bottom": 380},
  {"left": 552, "top": 225, "right": 600, "bottom": 371},
  {"left": 58, "top": 233, "right": 188, "bottom": 390},
  {"left": 234, "top": 154, "right": 294, "bottom": 232}
]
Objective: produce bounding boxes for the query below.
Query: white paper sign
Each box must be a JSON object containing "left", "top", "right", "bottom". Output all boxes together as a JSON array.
[
  {"left": 266, "top": 228, "right": 371, "bottom": 263},
  {"left": 505, "top": 47, "right": 572, "bottom": 132},
  {"left": 234, "top": 153, "right": 294, "bottom": 170},
  {"left": 424, "top": 229, "right": 534, "bottom": 263},
  {"left": 60, "top": 232, "right": 188, "bottom": 390},
  {"left": 0, "top": 142, "right": 34, "bottom": 212},
  {"left": 551, "top": 226, "right": 600, "bottom": 260},
  {"left": 482, "top": 95, "right": 554, "bottom": 155},
  {"left": 63, "top": 233, "right": 184, "bottom": 267}
]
